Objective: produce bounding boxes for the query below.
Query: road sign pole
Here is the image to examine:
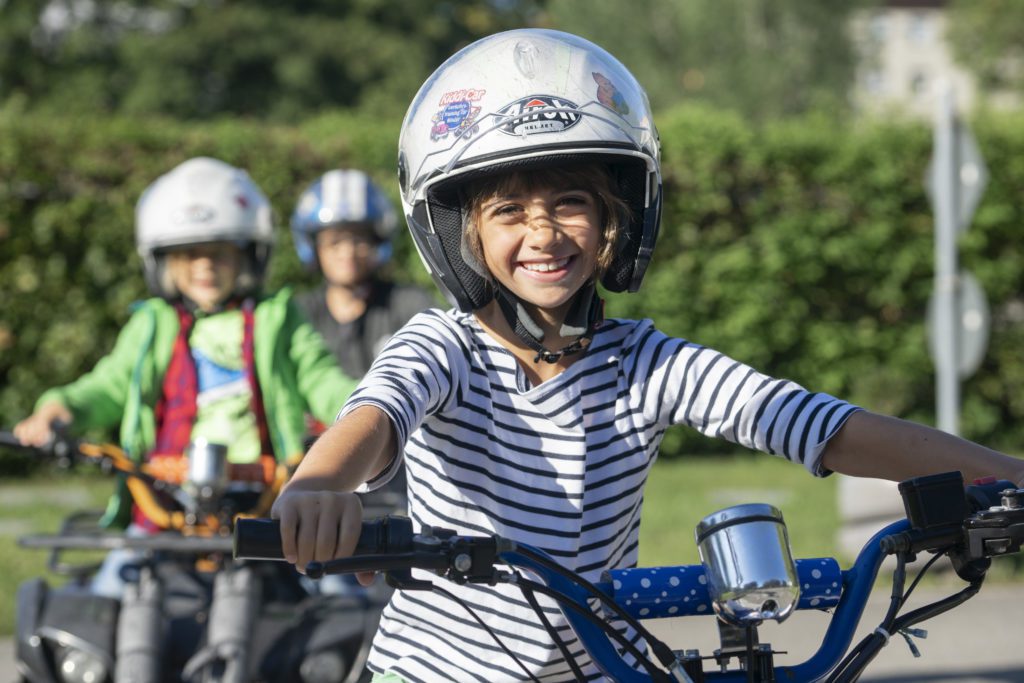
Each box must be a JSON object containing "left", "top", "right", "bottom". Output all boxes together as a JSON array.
[{"left": 933, "top": 82, "right": 960, "bottom": 435}]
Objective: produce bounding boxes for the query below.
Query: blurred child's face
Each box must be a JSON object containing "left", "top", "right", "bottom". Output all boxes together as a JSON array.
[
  {"left": 476, "top": 184, "right": 601, "bottom": 319},
  {"left": 166, "top": 242, "right": 241, "bottom": 312},
  {"left": 315, "top": 224, "right": 378, "bottom": 289}
]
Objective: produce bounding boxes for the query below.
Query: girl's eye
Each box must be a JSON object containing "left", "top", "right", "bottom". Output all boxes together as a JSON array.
[
  {"left": 494, "top": 204, "right": 522, "bottom": 216},
  {"left": 558, "top": 193, "right": 591, "bottom": 206}
]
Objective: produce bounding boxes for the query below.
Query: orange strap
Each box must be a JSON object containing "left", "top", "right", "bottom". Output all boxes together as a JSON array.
[
  {"left": 80, "top": 443, "right": 289, "bottom": 534},
  {"left": 146, "top": 453, "right": 276, "bottom": 485}
]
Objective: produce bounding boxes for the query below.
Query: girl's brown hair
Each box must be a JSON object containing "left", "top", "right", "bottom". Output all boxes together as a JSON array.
[{"left": 461, "top": 163, "right": 631, "bottom": 280}]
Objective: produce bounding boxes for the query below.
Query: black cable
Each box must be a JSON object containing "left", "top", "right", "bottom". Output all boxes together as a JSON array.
[
  {"left": 430, "top": 584, "right": 542, "bottom": 683},
  {"left": 829, "top": 556, "right": 984, "bottom": 683},
  {"left": 516, "top": 578, "right": 672, "bottom": 683},
  {"left": 827, "top": 553, "right": 909, "bottom": 683},
  {"left": 520, "top": 581, "right": 588, "bottom": 682},
  {"left": 901, "top": 550, "right": 945, "bottom": 604},
  {"left": 891, "top": 580, "right": 983, "bottom": 633},
  {"left": 515, "top": 545, "right": 678, "bottom": 671},
  {"left": 832, "top": 582, "right": 983, "bottom": 683}
]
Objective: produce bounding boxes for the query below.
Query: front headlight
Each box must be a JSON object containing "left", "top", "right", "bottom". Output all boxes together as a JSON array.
[{"left": 57, "top": 646, "right": 109, "bottom": 683}]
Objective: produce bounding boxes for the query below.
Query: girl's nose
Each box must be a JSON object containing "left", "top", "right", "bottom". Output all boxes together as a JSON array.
[
  {"left": 525, "top": 200, "right": 560, "bottom": 230},
  {"left": 524, "top": 211, "right": 560, "bottom": 246}
]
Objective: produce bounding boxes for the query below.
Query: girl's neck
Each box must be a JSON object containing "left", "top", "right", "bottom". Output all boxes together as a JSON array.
[{"left": 474, "top": 300, "right": 579, "bottom": 386}]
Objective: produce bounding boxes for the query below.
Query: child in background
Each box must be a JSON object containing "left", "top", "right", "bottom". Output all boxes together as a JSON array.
[
  {"left": 289, "top": 169, "right": 436, "bottom": 502},
  {"left": 271, "top": 30, "right": 1024, "bottom": 682},
  {"left": 290, "top": 170, "right": 431, "bottom": 598},
  {"left": 15, "top": 157, "right": 355, "bottom": 539},
  {"left": 290, "top": 168, "right": 436, "bottom": 380}
]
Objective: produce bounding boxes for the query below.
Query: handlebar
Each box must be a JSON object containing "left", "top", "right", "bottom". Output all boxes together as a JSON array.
[
  {"left": 1, "top": 429, "right": 286, "bottom": 534},
  {"left": 0, "top": 427, "right": 81, "bottom": 467},
  {"left": 232, "top": 473, "right": 1024, "bottom": 683}
]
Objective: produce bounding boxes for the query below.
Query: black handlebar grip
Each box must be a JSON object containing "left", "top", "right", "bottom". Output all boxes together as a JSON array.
[
  {"left": 0, "top": 429, "right": 77, "bottom": 462},
  {"left": 0, "top": 431, "right": 20, "bottom": 447},
  {"left": 233, "top": 515, "right": 416, "bottom": 561},
  {"left": 233, "top": 518, "right": 287, "bottom": 560}
]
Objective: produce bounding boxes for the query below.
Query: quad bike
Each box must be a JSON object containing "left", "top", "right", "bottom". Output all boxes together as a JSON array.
[{"left": 2, "top": 429, "right": 402, "bottom": 683}]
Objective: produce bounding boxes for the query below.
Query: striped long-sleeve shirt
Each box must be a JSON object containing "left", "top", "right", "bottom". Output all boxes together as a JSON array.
[{"left": 343, "top": 309, "right": 860, "bottom": 682}]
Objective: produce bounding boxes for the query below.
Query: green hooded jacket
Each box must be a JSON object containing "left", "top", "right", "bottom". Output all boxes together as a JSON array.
[{"left": 37, "top": 289, "right": 357, "bottom": 527}]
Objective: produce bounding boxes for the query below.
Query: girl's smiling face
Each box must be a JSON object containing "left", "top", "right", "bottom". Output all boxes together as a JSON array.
[{"left": 476, "top": 184, "right": 601, "bottom": 321}]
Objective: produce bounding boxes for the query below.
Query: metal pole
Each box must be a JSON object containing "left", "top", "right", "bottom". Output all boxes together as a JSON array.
[{"left": 933, "top": 81, "right": 959, "bottom": 435}]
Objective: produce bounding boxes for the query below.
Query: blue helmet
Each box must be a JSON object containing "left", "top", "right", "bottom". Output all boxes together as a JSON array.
[{"left": 290, "top": 169, "right": 399, "bottom": 271}]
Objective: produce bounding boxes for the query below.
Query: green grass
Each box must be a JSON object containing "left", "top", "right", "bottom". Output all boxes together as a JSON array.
[
  {"left": 0, "top": 471, "right": 112, "bottom": 636},
  {"left": 639, "top": 453, "right": 839, "bottom": 567}
]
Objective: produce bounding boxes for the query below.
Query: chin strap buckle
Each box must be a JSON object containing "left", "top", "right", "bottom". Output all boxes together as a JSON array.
[{"left": 533, "top": 338, "right": 590, "bottom": 364}]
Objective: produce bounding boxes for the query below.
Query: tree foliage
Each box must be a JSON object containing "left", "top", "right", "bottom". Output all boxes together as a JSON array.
[
  {"left": 2, "top": 0, "right": 869, "bottom": 123},
  {"left": 543, "top": 0, "right": 866, "bottom": 121},
  {"left": 947, "top": 0, "right": 1024, "bottom": 93},
  {"left": 0, "top": 0, "right": 544, "bottom": 120}
]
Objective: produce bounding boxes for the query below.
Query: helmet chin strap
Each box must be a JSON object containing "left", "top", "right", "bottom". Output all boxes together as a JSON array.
[{"left": 493, "top": 282, "right": 604, "bottom": 364}]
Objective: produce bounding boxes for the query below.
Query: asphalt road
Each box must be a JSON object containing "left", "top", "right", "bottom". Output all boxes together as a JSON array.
[{"left": 2, "top": 584, "right": 1022, "bottom": 681}]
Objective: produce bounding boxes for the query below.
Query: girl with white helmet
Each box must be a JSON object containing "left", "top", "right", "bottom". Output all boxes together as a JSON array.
[
  {"left": 273, "top": 30, "right": 1024, "bottom": 682},
  {"left": 16, "top": 157, "right": 355, "bottom": 534}
]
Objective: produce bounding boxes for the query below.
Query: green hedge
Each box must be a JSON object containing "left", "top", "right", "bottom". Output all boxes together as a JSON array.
[{"left": 3, "top": 105, "right": 1024, "bottom": 471}]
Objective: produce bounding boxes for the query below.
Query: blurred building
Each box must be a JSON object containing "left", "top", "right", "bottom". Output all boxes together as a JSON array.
[
  {"left": 850, "top": 0, "right": 1018, "bottom": 118},
  {"left": 851, "top": 0, "right": 972, "bottom": 117}
]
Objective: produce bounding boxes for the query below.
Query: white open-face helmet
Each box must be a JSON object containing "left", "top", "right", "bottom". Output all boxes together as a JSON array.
[
  {"left": 398, "top": 28, "right": 662, "bottom": 313},
  {"left": 135, "top": 157, "right": 275, "bottom": 299}
]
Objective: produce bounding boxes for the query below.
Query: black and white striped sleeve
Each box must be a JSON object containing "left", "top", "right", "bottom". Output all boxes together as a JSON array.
[
  {"left": 339, "top": 310, "right": 464, "bottom": 489},
  {"left": 630, "top": 321, "right": 861, "bottom": 475}
]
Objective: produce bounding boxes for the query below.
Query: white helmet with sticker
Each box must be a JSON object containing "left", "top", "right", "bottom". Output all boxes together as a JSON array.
[
  {"left": 135, "top": 157, "right": 274, "bottom": 298},
  {"left": 398, "top": 28, "right": 661, "bottom": 312}
]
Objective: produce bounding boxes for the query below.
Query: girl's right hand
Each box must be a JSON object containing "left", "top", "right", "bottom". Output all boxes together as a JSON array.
[
  {"left": 12, "top": 403, "right": 72, "bottom": 447},
  {"left": 271, "top": 488, "right": 365, "bottom": 578}
]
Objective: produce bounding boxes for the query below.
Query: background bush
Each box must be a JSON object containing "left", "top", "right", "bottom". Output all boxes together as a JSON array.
[{"left": 3, "top": 105, "right": 1024, "bottom": 472}]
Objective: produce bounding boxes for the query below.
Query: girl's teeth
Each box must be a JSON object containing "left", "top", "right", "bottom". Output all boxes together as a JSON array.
[{"left": 523, "top": 257, "right": 568, "bottom": 272}]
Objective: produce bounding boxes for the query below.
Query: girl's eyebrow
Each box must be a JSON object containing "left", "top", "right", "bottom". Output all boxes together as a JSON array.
[
  {"left": 481, "top": 194, "right": 522, "bottom": 210},
  {"left": 480, "top": 186, "right": 593, "bottom": 211}
]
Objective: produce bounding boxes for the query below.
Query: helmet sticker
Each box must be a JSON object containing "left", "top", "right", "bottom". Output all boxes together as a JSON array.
[
  {"left": 173, "top": 204, "right": 215, "bottom": 225},
  {"left": 431, "top": 89, "right": 486, "bottom": 142},
  {"left": 593, "top": 72, "right": 630, "bottom": 116},
  {"left": 497, "top": 95, "right": 581, "bottom": 137}
]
